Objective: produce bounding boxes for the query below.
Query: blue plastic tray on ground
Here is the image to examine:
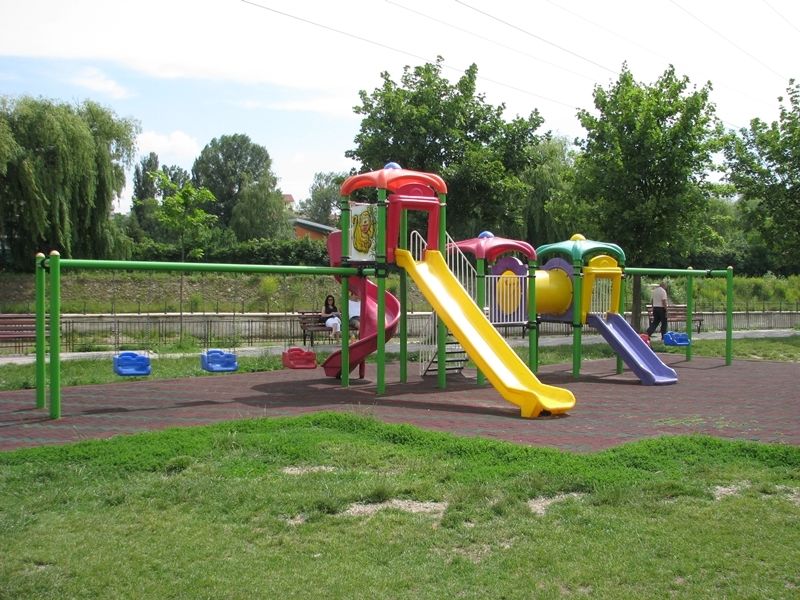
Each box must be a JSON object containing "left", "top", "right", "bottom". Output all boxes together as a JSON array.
[
  {"left": 113, "top": 351, "right": 152, "bottom": 376},
  {"left": 663, "top": 332, "right": 690, "bottom": 347},
  {"left": 200, "top": 349, "right": 239, "bottom": 372}
]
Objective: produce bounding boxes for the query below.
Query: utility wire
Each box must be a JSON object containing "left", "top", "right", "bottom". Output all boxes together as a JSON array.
[
  {"left": 546, "top": 0, "right": 763, "bottom": 107},
  {"left": 453, "top": 0, "right": 616, "bottom": 74},
  {"left": 386, "top": 0, "right": 596, "bottom": 82},
  {"left": 762, "top": 0, "right": 800, "bottom": 35},
  {"left": 667, "top": 0, "right": 788, "bottom": 81},
  {"left": 240, "top": 0, "right": 579, "bottom": 110},
  {"left": 543, "top": 0, "right": 672, "bottom": 65}
]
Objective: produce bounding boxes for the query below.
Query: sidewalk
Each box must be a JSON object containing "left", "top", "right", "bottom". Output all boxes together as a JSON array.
[{"left": 0, "top": 329, "right": 795, "bottom": 367}]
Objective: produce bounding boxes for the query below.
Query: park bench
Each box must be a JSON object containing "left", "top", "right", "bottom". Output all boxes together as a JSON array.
[
  {"left": 0, "top": 314, "right": 39, "bottom": 352},
  {"left": 646, "top": 304, "right": 703, "bottom": 333},
  {"left": 297, "top": 312, "right": 333, "bottom": 346}
]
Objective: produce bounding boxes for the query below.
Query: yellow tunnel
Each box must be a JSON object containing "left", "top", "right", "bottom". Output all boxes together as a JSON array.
[{"left": 533, "top": 267, "right": 572, "bottom": 315}]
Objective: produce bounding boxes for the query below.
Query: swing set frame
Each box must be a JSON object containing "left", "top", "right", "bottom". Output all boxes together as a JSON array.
[{"left": 33, "top": 252, "right": 369, "bottom": 419}]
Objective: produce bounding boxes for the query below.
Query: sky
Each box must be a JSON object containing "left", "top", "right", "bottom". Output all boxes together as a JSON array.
[{"left": 1, "top": 0, "right": 798, "bottom": 213}]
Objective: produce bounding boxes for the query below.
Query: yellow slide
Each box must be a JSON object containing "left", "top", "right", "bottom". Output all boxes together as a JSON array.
[{"left": 396, "top": 249, "right": 575, "bottom": 418}]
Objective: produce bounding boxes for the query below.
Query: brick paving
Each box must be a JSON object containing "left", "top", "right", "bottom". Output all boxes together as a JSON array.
[{"left": 1, "top": 354, "right": 798, "bottom": 452}]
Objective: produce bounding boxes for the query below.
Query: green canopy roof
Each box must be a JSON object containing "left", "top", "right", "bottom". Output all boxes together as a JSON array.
[{"left": 536, "top": 234, "right": 626, "bottom": 265}]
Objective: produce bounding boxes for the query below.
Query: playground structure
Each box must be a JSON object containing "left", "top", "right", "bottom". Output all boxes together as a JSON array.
[{"left": 31, "top": 165, "right": 735, "bottom": 420}]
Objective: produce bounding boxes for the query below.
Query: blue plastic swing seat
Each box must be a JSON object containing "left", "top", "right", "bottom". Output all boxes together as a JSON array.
[
  {"left": 663, "top": 331, "right": 691, "bottom": 347},
  {"left": 200, "top": 349, "right": 239, "bottom": 372},
  {"left": 113, "top": 351, "right": 152, "bottom": 376}
]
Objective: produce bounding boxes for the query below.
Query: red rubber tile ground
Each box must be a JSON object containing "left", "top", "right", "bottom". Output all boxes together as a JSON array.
[{"left": 1, "top": 354, "right": 798, "bottom": 452}]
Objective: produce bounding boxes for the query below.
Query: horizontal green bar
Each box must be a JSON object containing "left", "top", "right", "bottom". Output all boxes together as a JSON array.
[
  {"left": 625, "top": 267, "right": 729, "bottom": 278},
  {"left": 53, "top": 258, "right": 366, "bottom": 277}
]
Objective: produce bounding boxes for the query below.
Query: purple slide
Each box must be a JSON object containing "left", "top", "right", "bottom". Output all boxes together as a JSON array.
[{"left": 586, "top": 313, "right": 677, "bottom": 385}]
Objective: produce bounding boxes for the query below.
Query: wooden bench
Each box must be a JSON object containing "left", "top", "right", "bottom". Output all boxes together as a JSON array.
[
  {"left": 0, "top": 314, "right": 39, "bottom": 352},
  {"left": 297, "top": 312, "right": 332, "bottom": 346},
  {"left": 646, "top": 304, "right": 703, "bottom": 333}
]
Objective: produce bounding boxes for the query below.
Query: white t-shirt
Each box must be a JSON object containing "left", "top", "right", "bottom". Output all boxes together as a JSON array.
[
  {"left": 651, "top": 285, "right": 668, "bottom": 308},
  {"left": 348, "top": 298, "right": 361, "bottom": 317}
]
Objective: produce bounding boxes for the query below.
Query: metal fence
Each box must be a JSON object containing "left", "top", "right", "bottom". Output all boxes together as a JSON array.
[
  {"left": 1, "top": 312, "right": 435, "bottom": 355},
  {"left": 2, "top": 310, "right": 799, "bottom": 356}
]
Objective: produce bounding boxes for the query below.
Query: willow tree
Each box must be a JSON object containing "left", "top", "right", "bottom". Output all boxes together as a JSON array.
[{"left": 0, "top": 96, "right": 138, "bottom": 270}]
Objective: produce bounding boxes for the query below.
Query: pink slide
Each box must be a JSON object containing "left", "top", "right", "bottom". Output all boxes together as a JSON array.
[{"left": 321, "top": 232, "right": 401, "bottom": 378}]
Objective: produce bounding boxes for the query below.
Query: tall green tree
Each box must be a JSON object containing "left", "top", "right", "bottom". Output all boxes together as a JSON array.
[
  {"left": 0, "top": 96, "right": 138, "bottom": 270},
  {"left": 519, "top": 137, "right": 576, "bottom": 244},
  {"left": 347, "top": 58, "right": 545, "bottom": 239},
  {"left": 191, "top": 134, "right": 277, "bottom": 228},
  {"left": 573, "top": 65, "right": 723, "bottom": 325},
  {"left": 575, "top": 65, "right": 722, "bottom": 265},
  {"left": 151, "top": 171, "right": 217, "bottom": 262},
  {"left": 230, "top": 179, "right": 292, "bottom": 241},
  {"left": 297, "top": 171, "right": 346, "bottom": 226},
  {"left": 725, "top": 80, "right": 800, "bottom": 274},
  {"left": 133, "top": 152, "right": 160, "bottom": 202}
]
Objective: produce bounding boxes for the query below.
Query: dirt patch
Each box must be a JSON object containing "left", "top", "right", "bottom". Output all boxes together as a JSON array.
[
  {"left": 527, "top": 492, "right": 584, "bottom": 515},
  {"left": 281, "top": 465, "right": 336, "bottom": 475},
  {"left": 286, "top": 514, "right": 307, "bottom": 526},
  {"left": 341, "top": 499, "right": 448, "bottom": 517},
  {"left": 777, "top": 486, "right": 800, "bottom": 506},
  {"left": 712, "top": 481, "right": 749, "bottom": 500}
]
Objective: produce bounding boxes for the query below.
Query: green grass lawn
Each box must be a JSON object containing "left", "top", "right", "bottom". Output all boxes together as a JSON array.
[{"left": 1, "top": 413, "right": 798, "bottom": 598}]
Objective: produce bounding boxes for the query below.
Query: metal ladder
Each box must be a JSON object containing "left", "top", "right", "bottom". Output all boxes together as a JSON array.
[{"left": 409, "top": 231, "right": 475, "bottom": 376}]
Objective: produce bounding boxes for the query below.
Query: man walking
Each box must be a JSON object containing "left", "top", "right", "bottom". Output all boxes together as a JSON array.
[{"left": 646, "top": 280, "right": 669, "bottom": 339}]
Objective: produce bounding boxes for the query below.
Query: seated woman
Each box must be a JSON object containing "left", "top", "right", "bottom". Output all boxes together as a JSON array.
[{"left": 320, "top": 294, "right": 341, "bottom": 338}]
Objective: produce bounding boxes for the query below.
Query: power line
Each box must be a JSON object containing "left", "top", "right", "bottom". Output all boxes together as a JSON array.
[
  {"left": 452, "top": 0, "right": 617, "bottom": 74},
  {"left": 543, "top": 0, "right": 672, "bottom": 65},
  {"left": 239, "top": 0, "right": 579, "bottom": 110},
  {"left": 385, "top": 0, "right": 596, "bottom": 82},
  {"left": 667, "top": 0, "right": 788, "bottom": 82},
  {"left": 545, "top": 0, "right": 764, "bottom": 108},
  {"left": 762, "top": 0, "right": 800, "bottom": 35}
]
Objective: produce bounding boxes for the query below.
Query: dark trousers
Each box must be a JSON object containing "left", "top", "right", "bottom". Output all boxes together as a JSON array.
[{"left": 647, "top": 307, "right": 667, "bottom": 337}]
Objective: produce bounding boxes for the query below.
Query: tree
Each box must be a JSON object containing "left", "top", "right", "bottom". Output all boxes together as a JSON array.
[
  {"left": 725, "top": 80, "right": 800, "bottom": 274},
  {"left": 151, "top": 171, "right": 217, "bottom": 262},
  {"left": 347, "top": 58, "right": 545, "bottom": 239},
  {"left": 297, "top": 171, "right": 346, "bottom": 226},
  {"left": 573, "top": 65, "right": 723, "bottom": 327},
  {"left": 191, "top": 134, "right": 277, "bottom": 228},
  {"left": 230, "top": 179, "right": 292, "bottom": 241},
  {"left": 519, "top": 137, "right": 577, "bottom": 244},
  {"left": 133, "top": 152, "right": 160, "bottom": 202},
  {"left": 0, "top": 96, "right": 138, "bottom": 270}
]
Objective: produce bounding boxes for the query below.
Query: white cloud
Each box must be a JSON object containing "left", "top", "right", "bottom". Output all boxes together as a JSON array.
[
  {"left": 136, "top": 130, "right": 201, "bottom": 169},
  {"left": 69, "top": 67, "right": 130, "bottom": 99},
  {"left": 113, "top": 130, "right": 202, "bottom": 213},
  {"left": 234, "top": 95, "right": 361, "bottom": 119}
]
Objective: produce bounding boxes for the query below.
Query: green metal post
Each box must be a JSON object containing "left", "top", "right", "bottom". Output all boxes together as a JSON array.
[
  {"left": 571, "top": 267, "right": 583, "bottom": 378},
  {"left": 616, "top": 274, "right": 626, "bottom": 374},
  {"left": 340, "top": 275, "right": 350, "bottom": 387},
  {"left": 340, "top": 197, "right": 352, "bottom": 387},
  {"left": 48, "top": 251, "right": 61, "bottom": 419},
  {"left": 726, "top": 266, "right": 733, "bottom": 365},
  {"left": 399, "top": 208, "right": 408, "bottom": 383},
  {"left": 437, "top": 193, "right": 448, "bottom": 389},
  {"left": 685, "top": 268, "right": 694, "bottom": 361},
  {"left": 376, "top": 189, "right": 387, "bottom": 394},
  {"left": 35, "top": 253, "right": 46, "bottom": 409},
  {"left": 476, "top": 257, "right": 486, "bottom": 385},
  {"left": 528, "top": 260, "right": 538, "bottom": 373}
]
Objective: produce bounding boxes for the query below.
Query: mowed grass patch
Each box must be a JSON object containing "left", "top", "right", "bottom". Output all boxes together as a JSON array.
[{"left": 1, "top": 412, "right": 798, "bottom": 599}]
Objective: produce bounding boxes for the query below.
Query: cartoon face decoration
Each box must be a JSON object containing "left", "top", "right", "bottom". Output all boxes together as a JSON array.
[{"left": 350, "top": 203, "right": 376, "bottom": 260}]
